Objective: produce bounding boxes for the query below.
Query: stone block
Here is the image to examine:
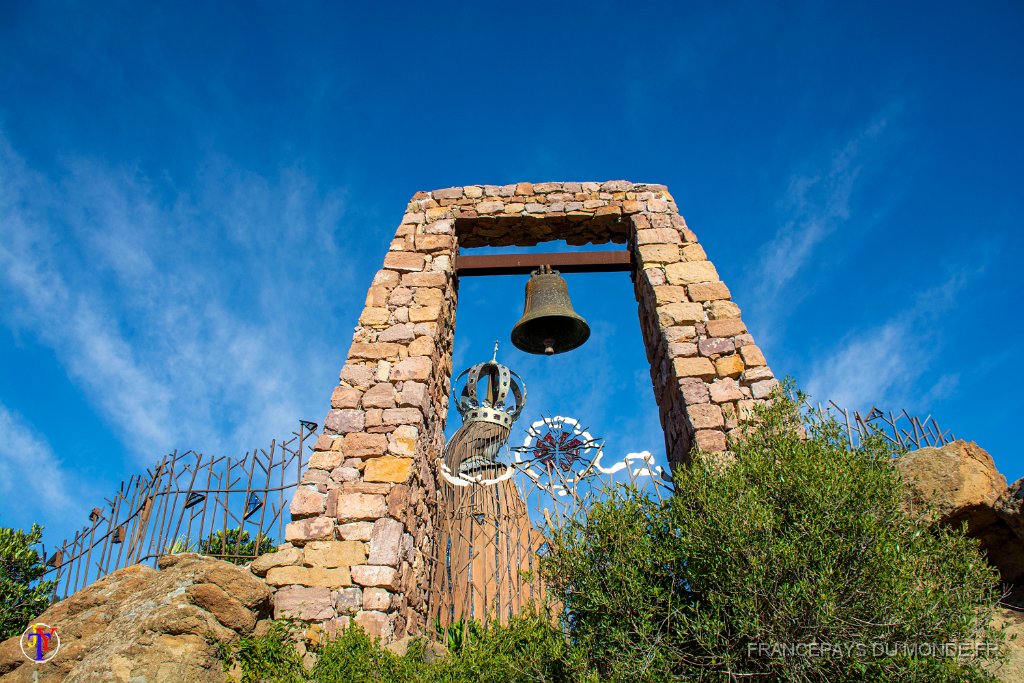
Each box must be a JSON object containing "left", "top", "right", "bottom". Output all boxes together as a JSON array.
[
  {"left": 707, "top": 300, "right": 741, "bottom": 320},
  {"left": 367, "top": 518, "right": 404, "bottom": 567},
  {"left": 303, "top": 540, "right": 367, "bottom": 568},
  {"left": 362, "top": 587, "right": 391, "bottom": 611},
  {"left": 398, "top": 382, "right": 428, "bottom": 408},
  {"left": 414, "top": 287, "right": 444, "bottom": 306},
  {"left": 325, "top": 409, "right": 365, "bottom": 434},
  {"left": 373, "top": 269, "right": 400, "bottom": 287},
  {"left": 265, "top": 565, "right": 351, "bottom": 588},
  {"left": 699, "top": 337, "right": 735, "bottom": 357},
  {"left": 351, "top": 565, "right": 401, "bottom": 590},
  {"left": 652, "top": 285, "right": 690, "bottom": 303},
  {"left": 378, "top": 323, "right": 415, "bottom": 343},
  {"left": 362, "top": 383, "right": 397, "bottom": 408},
  {"left": 657, "top": 302, "right": 704, "bottom": 327},
  {"left": 285, "top": 517, "right": 334, "bottom": 545},
  {"left": 408, "top": 336, "right": 435, "bottom": 357},
  {"left": 751, "top": 378, "right": 780, "bottom": 399},
  {"left": 343, "top": 432, "right": 388, "bottom": 458},
  {"left": 349, "top": 342, "right": 402, "bottom": 360},
  {"left": 668, "top": 341, "right": 698, "bottom": 357},
  {"left": 308, "top": 449, "right": 344, "bottom": 471},
  {"left": 679, "top": 378, "right": 710, "bottom": 404},
  {"left": 688, "top": 281, "right": 731, "bottom": 302},
  {"left": 688, "top": 404, "right": 725, "bottom": 429},
  {"left": 274, "top": 586, "right": 334, "bottom": 621},
  {"left": 331, "top": 386, "right": 361, "bottom": 409},
  {"left": 290, "top": 486, "right": 326, "bottom": 518},
  {"left": 680, "top": 244, "right": 707, "bottom": 261},
  {"left": 330, "top": 466, "right": 360, "bottom": 482},
  {"left": 409, "top": 305, "right": 441, "bottom": 322},
  {"left": 709, "top": 379, "right": 744, "bottom": 403},
  {"left": 383, "top": 408, "right": 422, "bottom": 425},
  {"left": 337, "top": 521, "right": 375, "bottom": 541},
  {"left": 673, "top": 357, "right": 716, "bottom": 380},
  {"left": 250, "top": 546, "right": 303, "bottom": 576},
  {"left": 432, "top": 187, "right": 463, "bottom": 199},
  {"left": 665, "top": 261, "right": 719, "bottom": 285},
  {"left": 636, "top": 228, "right": 682, "bottom": 245},
  {"left": 391, "top": 356, "right": 432, "bottom": 381},
  {"left": 340, "top": 363, "right": 375, "bottom": 388},
  {"left": 739, "top": 344, "right": 767, "bottom": 367},
  {"left": 383, "top": 252, "right": 426, "bottom": 272},
  {"left": 364, "top": 457, "right": 414, "bottom": 483},
  {"left": 335, "top": 493, "right": 387, "bottom": 522},
  {"left": 401, "top": 271, "right": 447, "bottom": 287},
  {"left": 335, "top": 587, "right": 363, "bottom": 614},
  {"left": 354, "top": 610, "right": 393, "bottom": 640},
  {"left": 741, "top": 367, "right": 775, "bottom": 384},
  {"left": 714, "top": 354, "right": 745, "bottom": 378},
  {"left": 359, "top": 307, "right": 391, "bottom": 326},
  {"left": 694, "top": 429, "right": 728, "bottom": 452},
  {"left": 706, "top": 319, "right": 747, "bottom": 338},
  {"left": 638, "top": 244, "right": 679, "bottom": 264},
  {"left": 477, "top": 200, "right": 504, "bottom": 214}
]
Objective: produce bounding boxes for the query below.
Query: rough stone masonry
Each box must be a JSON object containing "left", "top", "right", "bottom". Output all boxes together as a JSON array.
[{"left": 259, "top": 181, "right": 778, "bottom": 642}]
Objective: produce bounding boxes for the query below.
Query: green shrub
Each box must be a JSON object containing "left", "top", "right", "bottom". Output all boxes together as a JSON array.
[
  {"left": 542, "top": 387, "right": 1004, "bottom": 682},
  {"left": 197, "top": 526, "right": 275, "bottom": 565},
  {"left": 219, "top": 612, "right": 590, "bottom": 683},
  {"left": 0, "top": 524, "right": 55, "bottom": 640}
]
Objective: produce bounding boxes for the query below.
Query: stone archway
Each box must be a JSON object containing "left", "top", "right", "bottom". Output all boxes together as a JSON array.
[{"left": 259, "top": 181, "right": 778, "bottom": 641}]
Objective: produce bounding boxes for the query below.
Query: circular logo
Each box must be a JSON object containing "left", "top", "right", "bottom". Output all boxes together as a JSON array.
[{"left": 20, "top": 623, "right": 60, "bottom": 663}]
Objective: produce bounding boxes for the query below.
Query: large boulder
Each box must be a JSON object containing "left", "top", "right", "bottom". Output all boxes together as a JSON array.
[
  {"left": 899, "top": 440, "right": 1024, "bottom": 586},
  {"left": 0, "top": 553, "right": 271, "bottom": 682},
  {"left": 898, "top": 440, "right": 1007, "bottom": 530}
]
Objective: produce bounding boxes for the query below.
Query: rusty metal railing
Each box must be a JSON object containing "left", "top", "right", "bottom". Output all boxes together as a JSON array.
[{"left": 40, "top": 421, "right": 315, "bottom": 600}]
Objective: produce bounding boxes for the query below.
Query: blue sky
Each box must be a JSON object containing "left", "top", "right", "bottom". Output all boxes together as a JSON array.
[{"left": 1, "top": 1, "right": 1022, "bottom": 548}]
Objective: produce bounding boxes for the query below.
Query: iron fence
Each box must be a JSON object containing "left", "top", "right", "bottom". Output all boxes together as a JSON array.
[
  {"left": 814, "top": 401, "right": 956, "bottom": 451},
  {"left": 40, "top": 421, "right": 316, "bottom": 600}
]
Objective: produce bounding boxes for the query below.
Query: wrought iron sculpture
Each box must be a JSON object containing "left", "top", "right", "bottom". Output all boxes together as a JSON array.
[
  {"left": 431, "top": 345, "right": 541, "bottom": 625},
  {"left": 428, "top": 346, "right": 673, "bottom": 629}
]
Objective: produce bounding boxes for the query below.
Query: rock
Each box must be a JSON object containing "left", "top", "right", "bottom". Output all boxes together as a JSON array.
[
  {"left": 899, "top": 441, "right": 1007, "bottom": 529},
  {"left": 0, "top": 555, "right": 269, "bottom": 682},
  {"left": 986, "top": 608, "right": 1024, "bottom": 683},
  {"left": 250, "top": 546, "right": 302, "bottom": 576},
  {"left": 995, "top": 478, "right": 1024, "bottom": 539},
  {"left": 900, "top": 441, "right": 1024, "bottom": 586}
]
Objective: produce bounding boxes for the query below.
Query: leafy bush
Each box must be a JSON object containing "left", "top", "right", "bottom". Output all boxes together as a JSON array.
[
  {"left": 542, "top": 387, "right": 1004, "bottom": 682},
  {"left": 197, "top": 526, "right": 276, "bottom": 565},
  {"left": 219, "top": 612, "right": 590, "bottom": 683},
  {"left": 0, "top": 524, "right": 55, "bottom": 640}
]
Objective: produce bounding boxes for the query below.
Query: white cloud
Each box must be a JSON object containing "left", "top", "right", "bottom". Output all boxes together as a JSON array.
[
  {"left": 755, "top": 116, "right": 889, "bottom": 304},
  {"left": 804, "top": 270, "right": 973, "bottom": 412},
  {"left": 0, "top": 135, "right": 355, "bottom": 464},
  {"left": 0, "top": 403, "right": 73, "bottom": 512}
]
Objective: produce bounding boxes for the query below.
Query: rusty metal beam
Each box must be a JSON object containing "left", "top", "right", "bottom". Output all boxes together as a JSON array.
[{"left": 455, "top": 250, "right": 632, "bottom": 276}]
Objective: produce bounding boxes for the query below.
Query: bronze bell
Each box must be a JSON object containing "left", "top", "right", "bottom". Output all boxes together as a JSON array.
[{"left": 510, "top": 266, "right": 590, "bottom": 355}]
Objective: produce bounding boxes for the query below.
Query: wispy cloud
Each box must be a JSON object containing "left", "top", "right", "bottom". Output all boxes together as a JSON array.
[
  {"left": 804, "top": 268, "right": 975, "bottom": 412},
  {"left": 755, "top": 116, "right": 891, "bottom": 305},
  {"left": 0, "top": 135, "right": 356, "bottom": 465},
  {"left": 0, "top": 403, "right": 74, "bottom": 513}
]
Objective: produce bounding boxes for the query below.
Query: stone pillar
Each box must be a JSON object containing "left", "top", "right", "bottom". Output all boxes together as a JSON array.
[{"left": 255, "top": 181, "right": 778, "bottom": 640}]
